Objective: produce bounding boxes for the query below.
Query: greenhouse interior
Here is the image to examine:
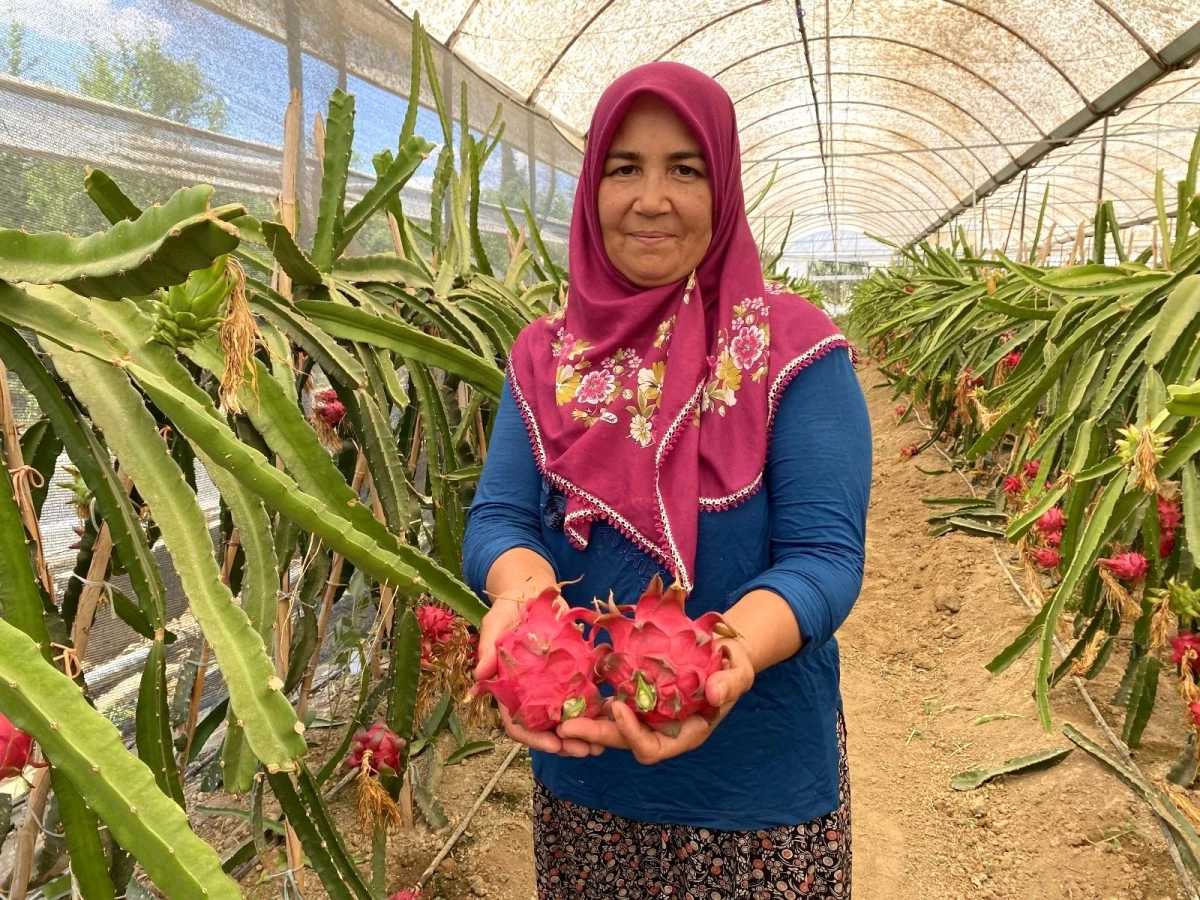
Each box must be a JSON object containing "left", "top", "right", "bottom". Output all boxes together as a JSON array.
[{"left": 2, "top": 1, "right": 1200, "bottom": 898}]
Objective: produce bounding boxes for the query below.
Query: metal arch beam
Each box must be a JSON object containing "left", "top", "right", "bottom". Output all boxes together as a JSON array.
[
  {"left": 937, "top": 0, "right": 1092, "bottom": 109},
  {"left": 743, "top": 127, "right": 979, "bottom": 189},
  {"left": 764, "top": 211, "right": 925, "bottom": 250},
  {"left": 653, "top": 0, "right": 774, "bottom": 61},
  {"left": 754, "top": 189, "right": 929, "bottom": 242},
  {"left": 743, "top": 125, "right": 977, "bottom": 197},
  {"left": 754, "top": 158, "right": 956, "bottom": 217},
  {"left": 740, "top": 101, "right": 997, "bottom": 190},
  {"left": 752, "top": 163, "right": 952, "bottom": 232},
  {"left": 1092, "top": 0, "right": 1165, "bottom": 66},
  {"left": 711, "top": 35, "right": 1043, "bottom": 136},
  {"left": 733, "top": 70, "right": 1018, "bottom": 165},
  {"left": 910, "top": 21, "right": 1200, "bottom": 244},
  {"left": 525, "top": 0, "right": 619, "bottom": 105},
  {"left": 746, "top": 134, "right": 968, "bottom": 205},
  {"left": 754, "top": 181, "right": 936, "bottom": 227},
  {"left": 750, "top": 156, "right": 956, "bottom": 217},
  {"left": 779, "top": 217, "right": 910, "bottom": 245}
]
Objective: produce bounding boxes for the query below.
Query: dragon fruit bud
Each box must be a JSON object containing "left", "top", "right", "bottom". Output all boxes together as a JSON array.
[
  {"left": 1030, "top": 548, "right": 1061, "bottom": 570},
  {"left": 595, "top": 576, "right": 733, "bottom": 737},
  {"left": 1034, "top": 508, "right": 1066, "bottom": 534},
  {"left": 1159, "top": 495, "right": 1183, "bottom": 534},
  {"left": 0, "top": 711, "right": 34, "bottom": 780},
  {"left": 1002, "top": 475, "right": 1024, "bottom": 495},
  {"left": 1171, "top": 633, "right": 1200, "bottom": 667},
  {"left": 1098, "top": 552, "right": 1148, "bottom": 582},
  {"left": 1023, "top": 459, "right": 1041, "bottom": 480},
  {"left": 346, "top": 722, "right": 406, "bottom": 776},
  {"left": 475, "top": 587, "right": 607, "bottom": 732},
  {"left": 894, "top": 404, "right": 907, "bottom": 419}
]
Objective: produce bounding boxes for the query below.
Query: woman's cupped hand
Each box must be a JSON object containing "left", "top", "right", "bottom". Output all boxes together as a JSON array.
[{"left": 475, "top": 601, "right": 755, "bottom": 763}]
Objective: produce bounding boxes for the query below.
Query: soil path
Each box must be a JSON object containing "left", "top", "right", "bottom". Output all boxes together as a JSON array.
[{"left": 251, "top": 367, "right": 1190, "bottom": 900}]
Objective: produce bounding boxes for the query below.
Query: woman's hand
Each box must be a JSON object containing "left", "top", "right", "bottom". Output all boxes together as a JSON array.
[
  {"left": 556, "top": 636, "right": 755, "bottom": 764},
  {"left": 473, "top": 595, "right": 602, "bottom": 759}
]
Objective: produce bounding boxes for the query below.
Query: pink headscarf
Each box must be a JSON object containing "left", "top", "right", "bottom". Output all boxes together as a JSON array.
[{"left": 507, "top": 62, "right": 849, "bottom": 592}]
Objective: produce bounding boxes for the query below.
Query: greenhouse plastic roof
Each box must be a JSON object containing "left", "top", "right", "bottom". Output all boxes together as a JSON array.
[{"left": 392, "top": 0, "right": 1200, "bottom": 259}]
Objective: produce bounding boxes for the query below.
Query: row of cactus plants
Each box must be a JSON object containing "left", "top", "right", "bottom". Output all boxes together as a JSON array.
[
  {"left": 847, "top": 130, "right": 1200, "bottom": 843},
  {"left": 0, "top": 16, "right": 557, "bottom": 900}
]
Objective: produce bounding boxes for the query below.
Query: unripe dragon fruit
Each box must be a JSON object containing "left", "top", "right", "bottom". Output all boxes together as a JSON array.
[
  {"left": 346, "top": 722, "right": 406, "bottom": 776},
  {"left": 595, "top": 576, "right": 735, "bottom": 737},
  {"left": 1034, "top": 507, "right": 1066, "bottom": 534},
  {"left": 476, "top": 587, "right": 607, "bottom": 732},
  {"left": 0, "top": 711, "right": 34, "bottom": 780},
  {"left": 1030, "top": 548, "right": 1061, "bottom": 570},
  {"left": 1098, "top": 551, "right": 1148, "bottom": 582}
]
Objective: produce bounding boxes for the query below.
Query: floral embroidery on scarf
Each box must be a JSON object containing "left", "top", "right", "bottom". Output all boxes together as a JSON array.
[
  {"left": 653, "top": 315, "right": 676, "bottom": 349},
  {"left": 698, "top": 296, "right": 771, "bottom": 421}
]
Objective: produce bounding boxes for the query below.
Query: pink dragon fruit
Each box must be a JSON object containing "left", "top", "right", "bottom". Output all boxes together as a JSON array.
[
  {"left": 1161, "top": 531, "right": 1177, "bottom": 559},
  {"left": 1191, "top": 701, "right": 1200, "bottom": 728},
  {"left": 1034, "top": 507, "right": 1066, "bottom": 534},
  {"left": 476, "top": 587, "right": 607, "bottom": 732},
  {"left": 1098, "top": 552, "right": 1149, "bottom": 581},
  {"left": 1171, "top": 634, "right": 1200, "bottom": 668},
  {"left": 314, "top": 389, "right": 346, "bottom": 427},
  {"left": 1023, "top": 459, "right": 1041, "bottom": 480},
  {"left": 595, "top": 576, "right": 735, "bottom": 737},
  {"left": 1030, "top": 548, "right": 1061, "bottom": 570},
  {"left": 0, "top": 711, "right": 34, "bottom": 780},
  {"left": 1001, "top": 475, "right": 1024, "bottom": 495},
  {"left": 416, "top": 604, "right": 457, "bottom": 664},
  {"left": 346, "top": 722, "right": 406, "bottom": 776},
  {"left": 1001, "top": 351, "right": 1022, "bottom": 370},
  {"left": 1046, "top": 530, "right": 1062, "bottom": 548},
  {"left": 389, "top": 890, "right": 421, "bottom": 900},
  {"left": 1159, "top": 495, "right": 1184, "bottom": 534}
]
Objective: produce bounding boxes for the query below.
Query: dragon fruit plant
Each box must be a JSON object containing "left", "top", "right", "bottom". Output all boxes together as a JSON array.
[
  {"left": 476, "top": 586, "right": 609, "bottom": 732},
  {"left": 595, "top": 576, "right": 737, "bottom": 737}
]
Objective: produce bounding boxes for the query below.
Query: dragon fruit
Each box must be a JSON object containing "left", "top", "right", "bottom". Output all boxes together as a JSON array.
[
  {"left": 1001, "top": 351, "right": 1022, "bottom": 370},
  {"left": 416, "top": 604, "right": 457, "bottom": 664},
  {"left": 1046, "top": 530, "right": 1062, "bottom": 548},
  {"left": 346, "top": 722, "right": 406, "bottom": 777},
  {"left": 1034, "top": 507, "right": 1066, "bottom": 534},
  {"left": 389, "top": 890, "right": 421, "bottom": 900},
  {"left": 1030, "top": 548, "right": 1061, "bottom": 570},
  {"left": 0, "top": 711, "right": 34, "bottom": 780},
  {"left": 1159, "top": 495, "right": 1184, "bottom": 533},
  {"left": 1172, "top": 634, "right": 1200, "bottom": 668},
  {"left": 314, "top": 389, "right": 346, "bottom": 427},
  {"left": 1191, "top": 701, "right": 1200, "bottom": 728},
  {"left": 595, "top": 576, "right": 735, "bottom": 737},
  {"left": 1161, "top": 531, "right": 1177, "bottom": 559},
  {"left": 1098, "top": 552, "right": 1149, "bottom": 582},
  {"left": 476, "top": 587, "right": 607, "bottom": 732},
  {"left": 1023, "top": 459, "right": 1041, "bottom": 480},
  {"left": 1001, "top": 475, "right": 1024, "bottom": 495}
]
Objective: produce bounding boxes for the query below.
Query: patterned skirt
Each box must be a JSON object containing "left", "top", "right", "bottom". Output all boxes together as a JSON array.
[{"left": 532, "top": 714, "right": 851, "bottom": 899}]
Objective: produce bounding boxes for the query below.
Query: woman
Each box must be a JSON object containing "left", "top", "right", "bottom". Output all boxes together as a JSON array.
[{"left": 463, "top": 61, "right": 870, "bottom": 899}]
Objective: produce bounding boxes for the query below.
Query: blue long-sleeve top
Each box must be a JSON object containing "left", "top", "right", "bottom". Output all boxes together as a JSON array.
[{"left": 462, "top": 348, "right": 872, "bottom": 830}]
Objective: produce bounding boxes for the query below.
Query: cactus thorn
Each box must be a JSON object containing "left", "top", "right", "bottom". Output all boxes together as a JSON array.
[
  {"left": 92, "top": 765, "right": 99, "bottom": 772},
  {"left": 236, "top": 719, "right": 243, "bottom": 727},
  {"left": 268, "top": 676, "right": 284, "bottom": 691},
  {"left": 49, "top": 722, "right": 57, "bottom": 730},
  {"left": 130, "top": 806, "right": 137, "bottom": 813},
  {"left": 294, "top": 721, "right": 306, "bottom": 734},
  {"left": 267, "top": 764, "right": 280, "bottom": 774}
]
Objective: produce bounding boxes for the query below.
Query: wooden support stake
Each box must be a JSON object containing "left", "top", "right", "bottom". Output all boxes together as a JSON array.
[{"left": 70, "top": 523, "right": 114, "bottom": 662}]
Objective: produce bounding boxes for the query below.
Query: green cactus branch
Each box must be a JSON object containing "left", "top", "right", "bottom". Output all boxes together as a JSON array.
[
  {"left": 0, "top": 620, "right": 240, "bottom": 900},
  {"left": 0, "top": 186, "right": 241, "bottom": 301},
  {"left": 45, "top": 345, "right": 308, "bottom": 772}
]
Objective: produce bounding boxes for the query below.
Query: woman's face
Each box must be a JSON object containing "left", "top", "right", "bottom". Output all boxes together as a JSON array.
[{"left": 597, "top": 95, "right": 713, "bottom": 288}]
